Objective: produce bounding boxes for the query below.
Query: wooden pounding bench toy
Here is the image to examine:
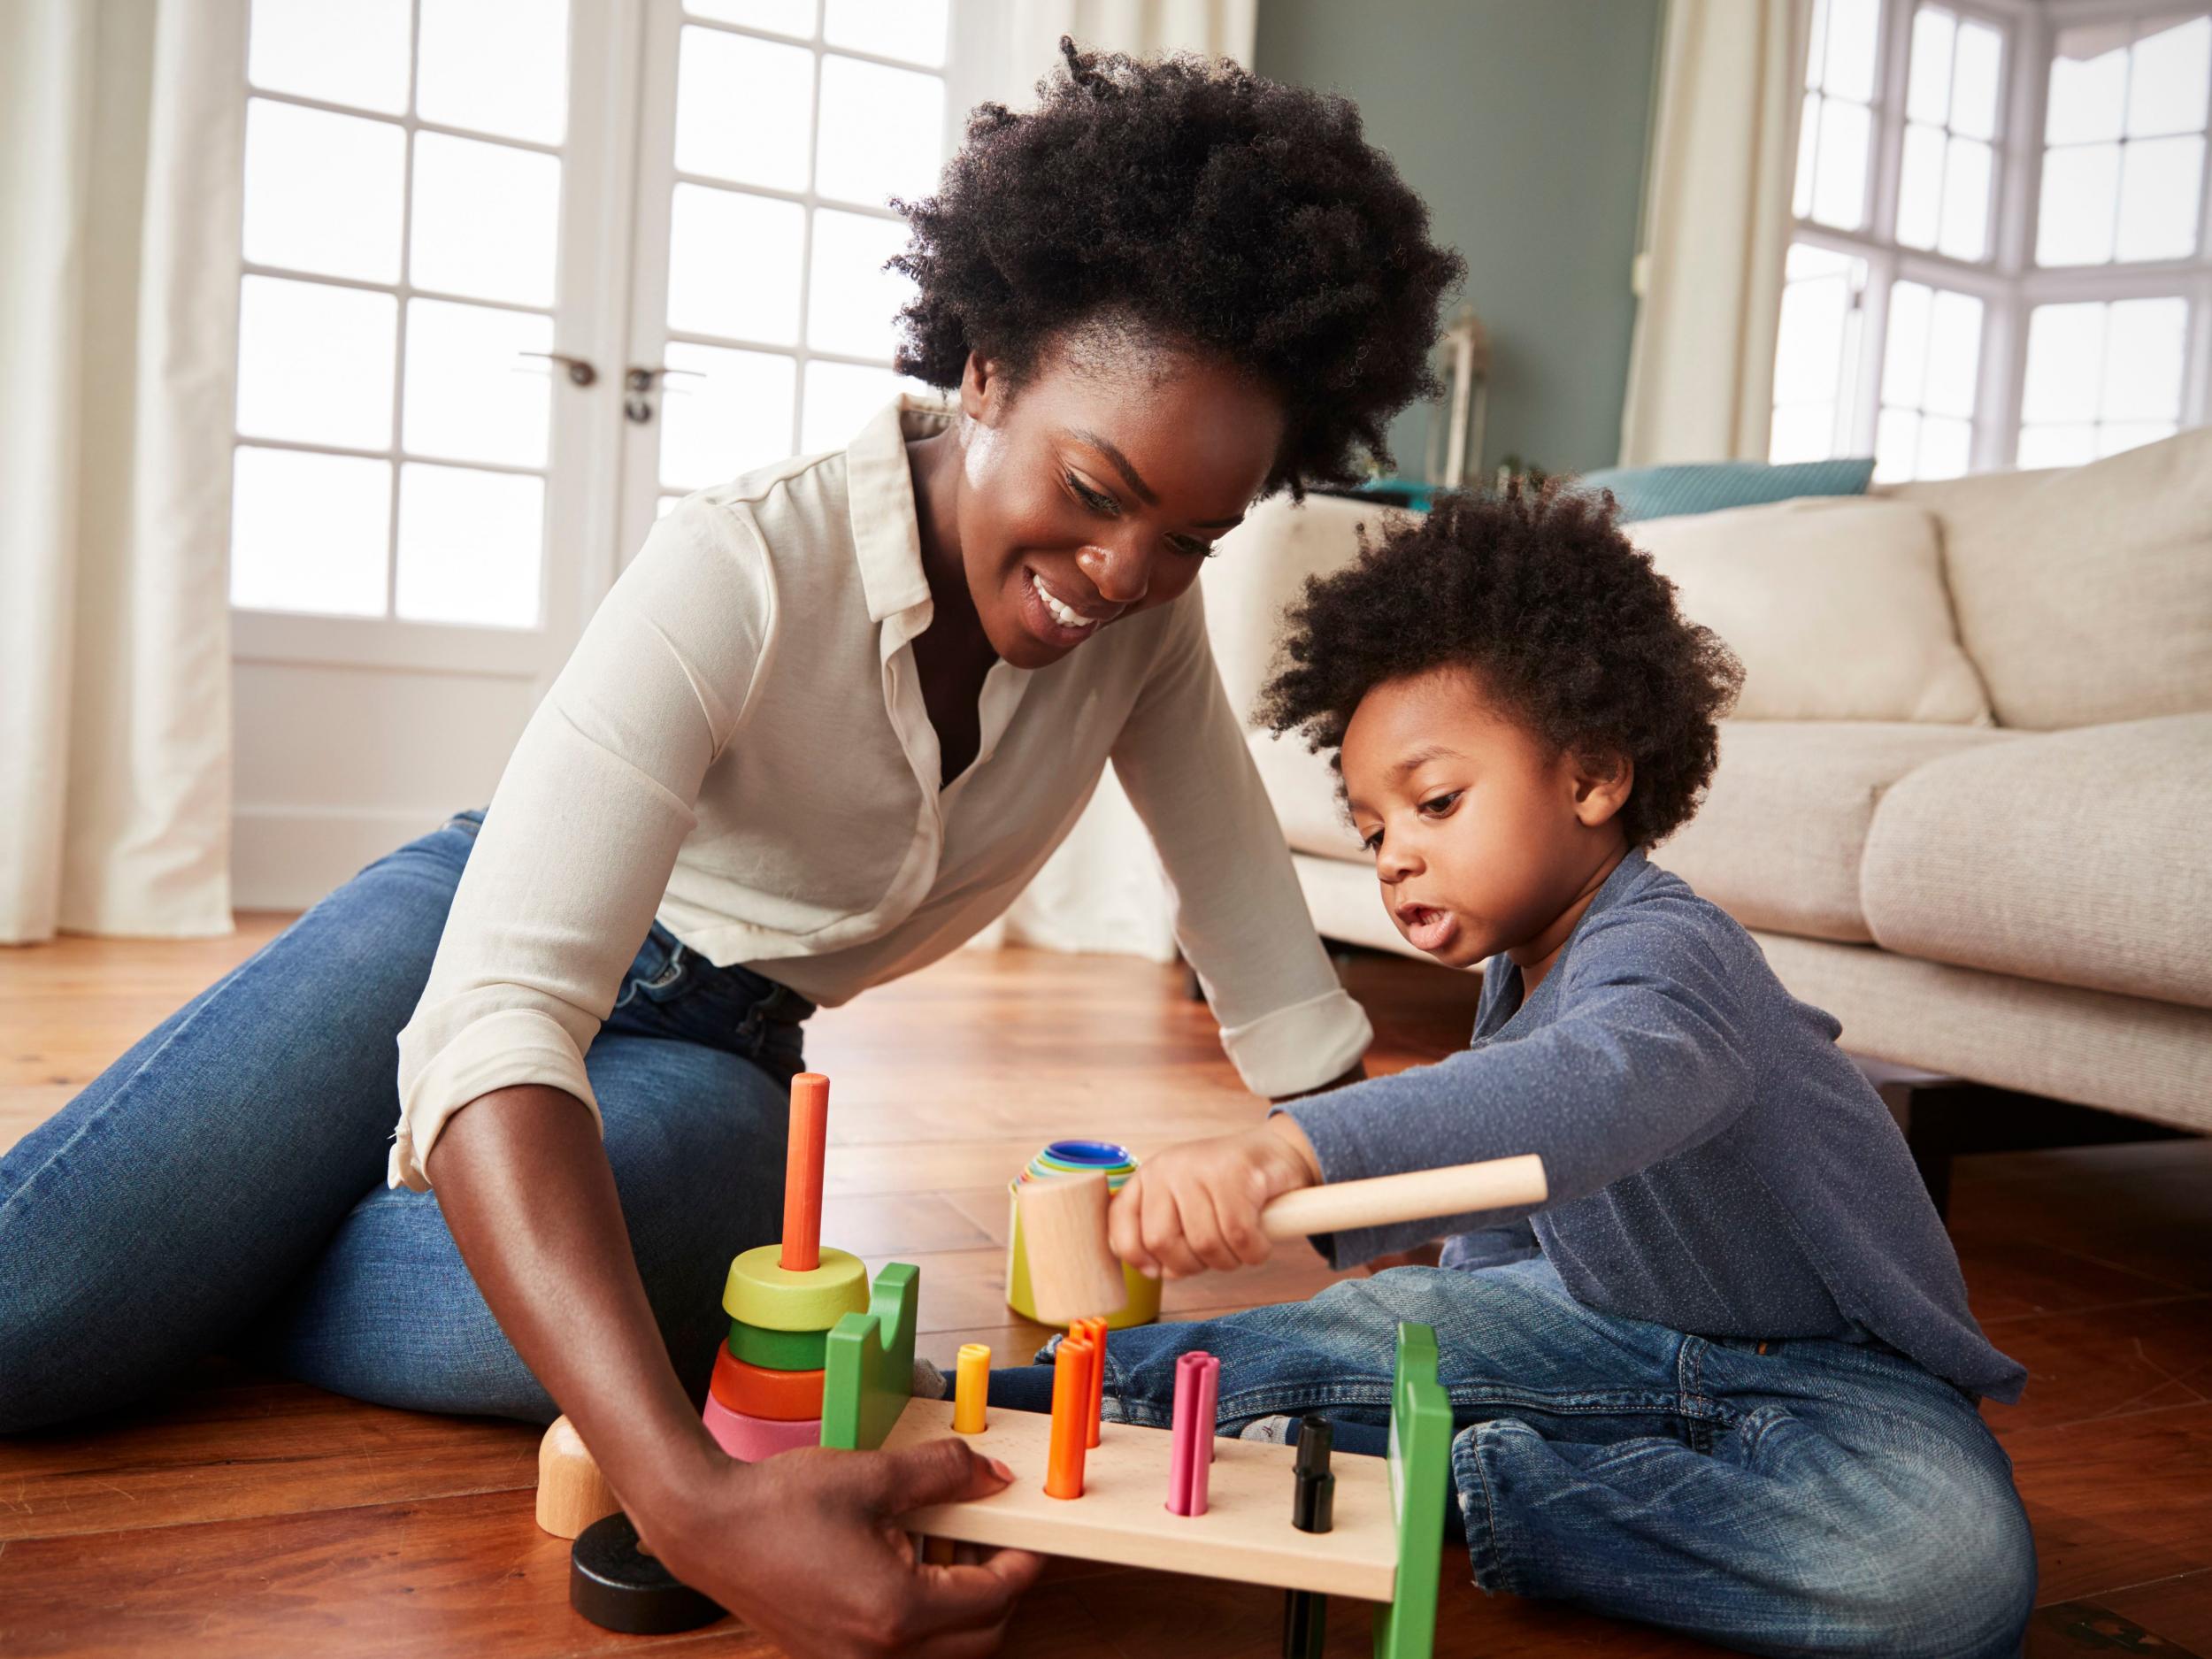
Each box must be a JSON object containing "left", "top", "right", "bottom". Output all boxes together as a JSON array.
[{"left": 537, "top": 1071, "right": 1551, "bottom": 1656}]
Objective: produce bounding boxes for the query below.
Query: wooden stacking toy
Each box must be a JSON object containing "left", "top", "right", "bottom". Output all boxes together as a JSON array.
[
  {"left": 1015, "top": 1151, "right": 1552, "bottom": 1323},
  {"left": 708, "top": 1071, "right": 857, "bottom": 1461}
]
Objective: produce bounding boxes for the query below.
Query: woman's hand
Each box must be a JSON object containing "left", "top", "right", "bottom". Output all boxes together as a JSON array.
[
  {"left": 646, "top": 1438, "right": 1043, "bottom": 1659},
  {"left": 1107, "top": 1117, "right": 1324, "bottom": 1279}
]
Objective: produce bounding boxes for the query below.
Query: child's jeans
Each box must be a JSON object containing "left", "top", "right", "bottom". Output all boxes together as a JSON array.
[{"left": 1007, "top": 1258, "right": 2035, "bottom": 1659}]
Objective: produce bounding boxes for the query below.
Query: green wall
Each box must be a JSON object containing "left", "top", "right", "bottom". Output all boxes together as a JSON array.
[{"left": 1255, "top": 0, "right": 1663, "bottom": 482}]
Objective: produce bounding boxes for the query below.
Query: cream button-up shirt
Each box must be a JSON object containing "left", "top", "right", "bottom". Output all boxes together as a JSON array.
[{"left": 391, "top": 396, "right": 1372, "bottom": 1188}]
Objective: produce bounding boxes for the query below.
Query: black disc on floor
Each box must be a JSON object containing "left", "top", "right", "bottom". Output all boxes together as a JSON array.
[{"left": 570, "top": 1511, "right": 726, "bottom": 1635}]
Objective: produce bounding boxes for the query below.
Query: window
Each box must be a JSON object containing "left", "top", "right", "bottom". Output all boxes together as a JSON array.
[
  {"left": 638, "top": 0, "right": 950, "bottom": 521},
  {"left": 1770, "top": 0, "right": 2212, "bottom": 480},
  {"left": 231, "top": 0, "right": 572, "bottom": 628}
]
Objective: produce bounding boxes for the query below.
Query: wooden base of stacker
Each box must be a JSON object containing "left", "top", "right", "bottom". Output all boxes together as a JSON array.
[{"left": 821, "top": 1263, "right": 1449, "bottom": 1659}]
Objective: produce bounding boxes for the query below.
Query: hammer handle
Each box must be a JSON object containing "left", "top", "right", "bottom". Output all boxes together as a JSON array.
[{"left": 1257, "top": 1154, "right": 1548, "bottom": 1242}]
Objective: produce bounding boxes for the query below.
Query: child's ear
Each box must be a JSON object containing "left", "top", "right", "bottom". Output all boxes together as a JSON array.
[{"left": 1570, "top": 749, "right": 1634, "bottom": 830}]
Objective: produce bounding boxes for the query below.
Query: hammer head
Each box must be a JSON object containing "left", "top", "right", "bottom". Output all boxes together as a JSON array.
[{"left": 1015, "top": 1169, "right": 1130, "bottom": 1325}]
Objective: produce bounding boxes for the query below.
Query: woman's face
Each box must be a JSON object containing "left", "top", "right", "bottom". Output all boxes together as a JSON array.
[{"left": 951, "top": 339, "right": 1287, "bottom": 670}]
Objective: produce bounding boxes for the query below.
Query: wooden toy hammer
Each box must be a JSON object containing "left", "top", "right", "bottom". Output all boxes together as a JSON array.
[{"left": 1015, "top": 1153, "right": 1549, "bottom": 1323}]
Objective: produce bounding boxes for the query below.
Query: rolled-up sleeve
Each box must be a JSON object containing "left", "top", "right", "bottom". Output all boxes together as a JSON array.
[
  {"left": 1110, "top": 586, "right": 1372, "bottom": 1097},
  {"left": 389, "top": 500, "right": 772, "bottom": 1189}
]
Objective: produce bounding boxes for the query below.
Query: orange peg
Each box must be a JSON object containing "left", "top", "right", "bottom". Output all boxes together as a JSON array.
[
  {"left": 1071, "top": 1317, "right": 1107, "bottom": 1448},
  {"left": 780, "top": 1072, "right": 830, "bottom": 1271},
  {"left": 1044, "top": 1335, "right": 1094, "bottom": 1500}
]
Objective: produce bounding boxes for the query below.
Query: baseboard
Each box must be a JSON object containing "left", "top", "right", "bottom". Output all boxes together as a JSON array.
[{"left": 231, "top": 805, "right": 452, "bottom": 910}]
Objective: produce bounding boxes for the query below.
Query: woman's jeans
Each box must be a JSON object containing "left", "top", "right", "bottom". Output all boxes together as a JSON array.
[
  {"left": 0, "top": 810, "right": 808, "bottom": 1432},
  {"left": 1008, "top": 1258, "right": 2036, "bottom": 1659}
]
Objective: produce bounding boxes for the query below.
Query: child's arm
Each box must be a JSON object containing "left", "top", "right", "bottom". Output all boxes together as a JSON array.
[{"left": 1111, "top": 905, "right": 1756, "bottom": 1274}]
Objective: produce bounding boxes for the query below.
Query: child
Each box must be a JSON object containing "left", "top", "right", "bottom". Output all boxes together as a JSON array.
[{"left": 1010, "top": 484, "right": 2036, "bottom": 1657}]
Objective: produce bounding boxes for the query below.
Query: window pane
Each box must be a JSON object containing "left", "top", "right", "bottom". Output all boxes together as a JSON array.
[
  {"left": 230, "top": 445, "right": 390, "bottom": 615},
  {"left": 1823, "top": 0, "right": 1881, "bottom": 101},
  {"left": 247, "top": 0, "right": 411, "bottom": 112},
  {"left": 1938, "top": 135, "right": 1992, "bottom": 260},
  {"left": 1920, "top": 415, "right": 1972, "bottom": 477},
  {"left": 815, "top": 55, "right": 946, "bottom": 207},
  {"left": 801, "top": 360, "right": 926, "bottom": 451},
  {"left": 2017, "top": 423, "right": 2098, "bottom": 468},
  {"left": 2021, "top": 303, "right": 2105, "bottom": 424},
  {"left": 1775, "top": 275, "right": 1849, "bottom": 405},
  {"left": 1924, "top": 289, "right": 1982, "bottom": 419},
  {"left": 401, "top": 298, "right": 554, "bottom": 468},
  {"left": 2097, "top": 419, "right": 2179, "bottom": 456},
  {"left": 674, "top": 27, "right": 813, "bottom": 192},
  {"left": 1883, "top": 280, "right": 1933, "bottom": 407},
  {"left": 234, "top": 276, "right": 396, "bottom": 449},
  {"left": 825, "top": 0, "right": 947, "bottom": 67},
  {"left": 396, "top": 463, "right": 544, "bottom": 627},
  {"left": 242, "top": 99, "right": 405, "bottom": 282},
  {"left": 1896, "top": 122, "right": 1944, "bottom": 248},
  {"left": 1806, "top": 0, "right": 1831, "bottom": 88},
  {"left": 2047, "top": 26, "right": 2130, "bottom": 144},
  {"left": 1811, "top": 97, "right": 1872, "bottom": 228},
  {"left": 1786, "top": 241, "right": 1860, "bottom": 280},
  {"left": 417, "top": 0, "right": 570, "bottom": 145},
  {"left": 410, "top": 133, "right": 562, "bottom": 306},
  {"left": 1769, "top": 403, "right": 1836, "bottom": 464},
  {"left": 2128, "top": 14, "right": 2212, "bottom": 137},
  {"left": 807, "top": 208, "right": 914, "bottom": 358},
  {"left": 2037, "top": 142, "right": 2120, "bottom": 265},
  {"left": 657, "top": 342, "right": 796, "bottom": 488},
  {"left": 667, "top": 185, "right": 805, "bottom": 343},
  {"left": 1874, "top": 406, "right": 1921, "bottom": 480},
  {"left": 1793, "top": 91, "right": 1822, "bottom": 219},
  {"left": 1950, "top": 20, "right": 2003, "bottom": 141},
  {"left": 1907, "top": 7, "right": 1955, "bottom": 126},
  {"left": 687, "top": 0, "right": 817, "bottom": 35},
  {"left": 2116, "top": 135, "right": 2205, "bottom": 261},
  {"left": 2102, "top": 296, "right": 2189, "bottom": 419}
]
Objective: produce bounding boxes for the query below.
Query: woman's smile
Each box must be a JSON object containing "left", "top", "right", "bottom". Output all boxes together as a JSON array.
[{"left": 1017, "top": 565, "right": 1123, "bottom": 650}]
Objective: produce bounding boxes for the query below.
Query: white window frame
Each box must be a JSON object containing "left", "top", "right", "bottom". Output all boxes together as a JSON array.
[{"left": 1786, "top": 0, "right": 2212, "bottom": 474}]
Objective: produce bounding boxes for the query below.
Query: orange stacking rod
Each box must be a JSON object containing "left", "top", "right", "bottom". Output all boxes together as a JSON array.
[
  {"left": 1043, "top": 1335, "right": 1094, "bottom": 1500},
  {"left": 779, "top": 1072, "right": 831, "bottom": 1271},
  {"left": 1071, "top": 1317, "right": 1107, "bottom": 1448}
]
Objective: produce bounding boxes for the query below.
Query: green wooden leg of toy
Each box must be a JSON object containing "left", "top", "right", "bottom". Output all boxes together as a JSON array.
[
  {"left": 1371, "top": 1321, "right": 1450, "bottom": 1659},
  {"left": 819, "top": 1263, "right": 919, "bottom": 1452}
]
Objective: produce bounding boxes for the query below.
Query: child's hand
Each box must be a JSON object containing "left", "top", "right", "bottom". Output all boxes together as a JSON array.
[{"left": 1108, "top": 1118, "right": 1324, "bottom": 1279}]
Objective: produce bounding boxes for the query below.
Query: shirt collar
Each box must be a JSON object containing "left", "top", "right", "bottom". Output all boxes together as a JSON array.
[{"left": 845, "top": 393, "right": 956, "bottom": 624}]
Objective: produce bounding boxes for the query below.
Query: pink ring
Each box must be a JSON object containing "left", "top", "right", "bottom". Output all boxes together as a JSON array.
[{"left": 703, "top": 1393, "right": 821, "bottom": 1461}]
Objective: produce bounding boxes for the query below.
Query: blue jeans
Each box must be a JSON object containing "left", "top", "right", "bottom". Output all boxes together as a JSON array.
[
  {"left": 0, "top": 810, "right": 806, "bottom": 1432},
  {"left": 1005, "top": 1258, "right": 2034, "bottom": 1658}
]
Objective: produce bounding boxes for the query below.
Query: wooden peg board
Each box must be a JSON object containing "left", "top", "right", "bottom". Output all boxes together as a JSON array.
[{"left": 885, "top": 1396, "right": 1399, "bottom": 1602}]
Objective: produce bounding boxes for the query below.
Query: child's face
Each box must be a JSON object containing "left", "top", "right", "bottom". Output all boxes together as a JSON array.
[{"left": 1340, "top": 666, "right": 1629, "bottom": 972}]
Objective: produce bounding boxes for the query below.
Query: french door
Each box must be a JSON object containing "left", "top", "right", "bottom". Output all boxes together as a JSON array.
[{"left": 230, "top": 0, "right": 983, "bottom": 904}]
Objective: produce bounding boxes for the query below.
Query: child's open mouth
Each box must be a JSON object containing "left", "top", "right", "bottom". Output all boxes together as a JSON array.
[{"left": 1395, "top": 902, "right": 1459, "bottom": 954}]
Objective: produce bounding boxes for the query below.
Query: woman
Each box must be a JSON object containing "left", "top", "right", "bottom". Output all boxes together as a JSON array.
[{"left": 0, "top": 42, "right": 1460, "bottom": 1656}]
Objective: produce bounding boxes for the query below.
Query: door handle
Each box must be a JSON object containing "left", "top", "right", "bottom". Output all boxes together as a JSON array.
[
  {"left": 518, "top": 350, "right": 598, "bottom": 388},
  {"left": 624, "top": 364, "right": 704, "bottom": 424}
]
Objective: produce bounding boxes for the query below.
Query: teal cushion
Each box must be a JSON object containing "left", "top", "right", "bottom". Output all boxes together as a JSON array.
[{"left": 1577, "top": 458, "right": 1875, "bottom": 523}]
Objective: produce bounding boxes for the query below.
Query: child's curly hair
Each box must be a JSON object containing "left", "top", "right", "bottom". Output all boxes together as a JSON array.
[
  {"left": 891, "top": 38, "right": 1463, "bottom": 495},
  {"left": 1257, "top": 482, "right": 1745, "bottom": 848}
]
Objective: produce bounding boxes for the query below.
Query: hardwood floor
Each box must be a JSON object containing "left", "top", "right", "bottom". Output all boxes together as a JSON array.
[{"left": 3, "top": 922, "right": 2207, "bottom": 1657}]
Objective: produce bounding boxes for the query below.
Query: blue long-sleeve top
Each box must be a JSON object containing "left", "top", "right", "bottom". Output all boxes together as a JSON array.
[{"left": 1281, "top": 850, "right": 2025, "bottom": 1402}]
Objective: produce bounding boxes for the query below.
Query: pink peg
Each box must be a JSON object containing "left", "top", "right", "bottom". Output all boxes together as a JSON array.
[{"left": 1165, "top": 1351, "right": 1220, "bottom": 1517}]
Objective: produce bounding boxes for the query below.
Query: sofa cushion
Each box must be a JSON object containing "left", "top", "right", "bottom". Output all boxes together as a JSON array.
[
  {"left": 1579, "top": 457, "right": 1874, "bottom": 522},
  {"left": 1888, "top": 427, "right": 2212, "bottom": 729},
  {"left": 1650, "top": 722, "right": 2016, "bottom": 942},
  {"left": 1248, "top": 731, "right": 1365, "bottom": 860},
  {"left": 1628, "top": 496, "right": 1992, "bottom": 723},
  {"left": 1860, "top": 713, "right": 2212, "bottom": 1010}
]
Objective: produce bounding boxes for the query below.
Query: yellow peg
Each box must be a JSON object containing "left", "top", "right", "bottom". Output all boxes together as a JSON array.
[{"left": 953, "top": 1342, "right": 990, "bottom": 1434}]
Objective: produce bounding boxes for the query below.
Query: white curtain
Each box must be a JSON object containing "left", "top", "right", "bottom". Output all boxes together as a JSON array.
[
  {"left": 0, "top": 0, "right": 243, "bottom": 944},
  {"left": 1617, "top": 0, "right": 1808, "bottom": 466},
  {"left": 970, "top": 0, "right": 1256, "bottom": 963}
]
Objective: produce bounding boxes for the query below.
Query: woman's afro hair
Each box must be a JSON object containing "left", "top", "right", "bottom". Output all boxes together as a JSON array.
[
  {"left": 891, "top": 38, "right": 1464, "bottom": 495},
  {"left": 1258, "top": 482, "right": 1746, "bottom": 849}
]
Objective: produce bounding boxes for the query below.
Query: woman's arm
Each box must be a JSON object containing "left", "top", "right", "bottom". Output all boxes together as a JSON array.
[{"left": 429, "top": 1084, "right": 1042, "bottom": 1658}]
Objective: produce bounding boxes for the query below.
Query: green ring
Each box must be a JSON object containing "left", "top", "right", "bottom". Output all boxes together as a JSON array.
[
  {"left": 721, "top": 1245, "right": 869, "bottom": 1332},
  {"left": 726, "top": 1318, "right": 831, "bottom": 1371}
]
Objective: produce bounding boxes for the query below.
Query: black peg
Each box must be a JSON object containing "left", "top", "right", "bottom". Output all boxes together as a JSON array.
[{"left": 1282, "top": 1416, "right": 1335, "bottom": 1659}]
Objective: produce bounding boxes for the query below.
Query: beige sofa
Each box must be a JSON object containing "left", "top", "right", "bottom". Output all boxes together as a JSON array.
[{"left": 1202, "top": 429, "right": 2212, "bottom": 1135}]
